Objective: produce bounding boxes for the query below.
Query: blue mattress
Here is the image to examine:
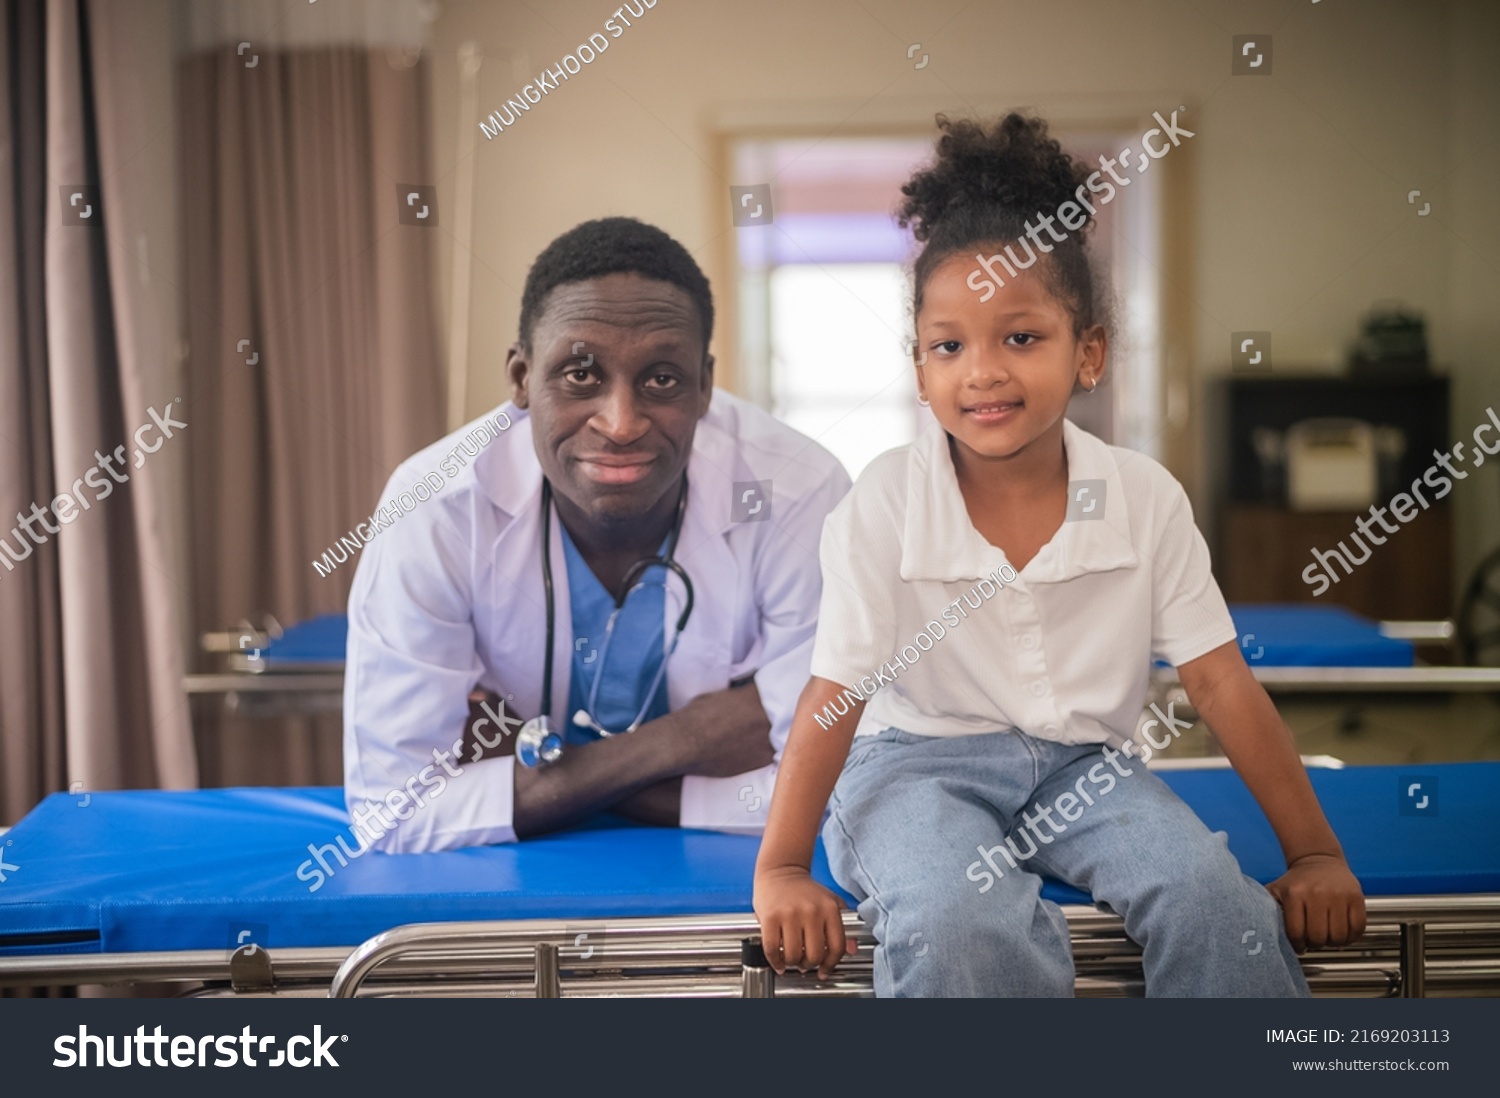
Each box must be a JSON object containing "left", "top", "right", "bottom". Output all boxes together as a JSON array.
[
  {"left": 256, "top": 612, "right": 348, "bottom": 667},
  {"left": 257, "top": 605, "right": 1414, "bottom": 670},
  {"left": 1228, "top": 604, "right": 1413, "bottom": 667},
  {"left": 1, "top": 764, "right": 1494, "bottom": 956}
]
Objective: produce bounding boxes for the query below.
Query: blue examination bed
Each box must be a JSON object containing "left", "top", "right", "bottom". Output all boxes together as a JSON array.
[
  {"left": 235, "top": 612, "right": 348, "bottom": 671},
  {"left": 1226, "top": 604, "right": 1413, "bottom": 665},
  {"left": 1, "top": 764, "right": 1497, "bottom": 996},
  {"left": 186, "top": 605, "right": 1500, "bottom": 719},
  {"left": 83, "top": 604, "right": 1500, "bottom": 994},
  {"left": 250, "top": 605, "right": 1414, "bottom": 670}
]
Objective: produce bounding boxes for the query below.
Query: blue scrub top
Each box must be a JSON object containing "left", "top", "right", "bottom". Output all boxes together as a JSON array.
[{"left": 559, "top": 523, "right": 672, "bottom": 745}]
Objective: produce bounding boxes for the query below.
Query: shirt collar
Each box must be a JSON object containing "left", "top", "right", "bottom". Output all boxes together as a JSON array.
[{"left": 900, "top": 416, "right": 1139, "bottom": 583}]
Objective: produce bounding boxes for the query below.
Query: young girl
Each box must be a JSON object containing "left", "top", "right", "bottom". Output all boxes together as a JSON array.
[{"left": 753, "top": 113, "right": 1366, "bottom": 997}]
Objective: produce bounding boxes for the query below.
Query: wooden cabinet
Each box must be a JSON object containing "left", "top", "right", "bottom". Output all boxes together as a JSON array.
[
  {"left": 1221, "top": 503, "right": 1452, "bottom": 620},
  {"left": 1213, "top": 374, "right": 1454, "bottom": 620}
]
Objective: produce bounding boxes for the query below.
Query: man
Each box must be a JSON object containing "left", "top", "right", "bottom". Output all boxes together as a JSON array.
[{"left": 343, "top": 218, "right": 851, "bottom": 851}]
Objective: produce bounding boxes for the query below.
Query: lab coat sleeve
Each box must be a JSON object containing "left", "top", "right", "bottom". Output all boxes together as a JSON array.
[
  {"left": 343, "top": 493, "right": 518, "bottom": 852},
  {"left": 678, "top": 461, "right": 853, "bottom": 832}
]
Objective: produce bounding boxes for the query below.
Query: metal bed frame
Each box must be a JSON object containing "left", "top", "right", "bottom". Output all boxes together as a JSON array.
[
  {"left": 187, "top": 620, "right": 1500, "bottom": 716},
  {"left": 1153, "top": 620, "right": 1500, "bottom": 695},
  {"left": 184, "top": 624, "right": 343, "bottom": 717},
  {"left": 4, "top": 897, "right": 1497, "bottom": 999}
]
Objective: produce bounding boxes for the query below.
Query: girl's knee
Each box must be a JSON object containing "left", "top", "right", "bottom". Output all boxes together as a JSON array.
[
  {"left": 899, "top": 878, "right": 1068, "bottom": 956},
  {"left": 1153, "top": 830, "right": 1249, "bottom": 895},
  {"left": 1108, "top": 838, "right": 1267, "bottom": 932},
  {"left": 1143, "top": 861, "right": 1278, "bottom": 940},
  {"left": 879, "top": 898, "right": 1074, "bottom": 996}
]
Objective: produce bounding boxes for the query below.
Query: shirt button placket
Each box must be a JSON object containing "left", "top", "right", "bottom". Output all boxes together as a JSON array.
[{"left": 1010, "top": 588, "right": 1059, "bottom": 739}]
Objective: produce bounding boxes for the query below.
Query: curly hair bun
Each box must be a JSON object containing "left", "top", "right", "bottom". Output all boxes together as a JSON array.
[
  {"left": 898, "top": 112, "right": 1111, "bottom": 336},
  {"left": 898, "top": 113, "right": 1091, "bottom": 243}
]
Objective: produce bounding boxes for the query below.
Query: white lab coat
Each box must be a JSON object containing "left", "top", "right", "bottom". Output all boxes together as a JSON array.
[{"left": 342, "top": 389, "right": 852, "bottom": 852}]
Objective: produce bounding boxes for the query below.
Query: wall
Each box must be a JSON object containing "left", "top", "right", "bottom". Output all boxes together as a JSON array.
[
  {"left": 1444, "top": 0, "right": 1500, "bottom": 599},
  {"left": 423, "top": 0, "right": 1497, "bottom": 596}
]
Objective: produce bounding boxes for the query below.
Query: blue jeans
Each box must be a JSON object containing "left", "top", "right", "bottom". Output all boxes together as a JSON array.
[{"left": 822, "top": 727, "right": 1311, "bottom": 998}]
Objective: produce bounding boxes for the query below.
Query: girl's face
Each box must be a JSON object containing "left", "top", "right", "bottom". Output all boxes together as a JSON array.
[{"left": 913, "top": 252, "right": 1105, "bottom": 470}]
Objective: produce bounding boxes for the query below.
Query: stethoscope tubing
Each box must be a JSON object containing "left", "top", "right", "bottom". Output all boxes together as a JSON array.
[{"left": 538, "top": 476, "right": 694, "bottom": 735}]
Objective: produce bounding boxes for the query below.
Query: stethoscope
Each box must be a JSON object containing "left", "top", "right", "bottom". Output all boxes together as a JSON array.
[{"left": 515, "top": 476, "right": 695, "bottom": 768}]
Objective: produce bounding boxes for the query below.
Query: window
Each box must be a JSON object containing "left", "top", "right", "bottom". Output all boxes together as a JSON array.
[{"left": 730, "top": 130, "right": 1162, "bottom": 479}]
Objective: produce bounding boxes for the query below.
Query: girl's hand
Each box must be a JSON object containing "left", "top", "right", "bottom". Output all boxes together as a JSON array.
[
  {"left": 1266, "top": 852, "right": 1367, "bottom": 952},
  {"left": 753, "top": 865, "right": 857, "bottom": 980}
]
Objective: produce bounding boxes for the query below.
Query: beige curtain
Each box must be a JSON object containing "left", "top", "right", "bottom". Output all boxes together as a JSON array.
[
  {"left": 2, "top": 0, "right": 444, "bottom": 816},
  {"left": 178, "top": 41, "right": 444, "bottom": 787},
  {"left": 1, "top": 0, "right": 193, "bottom": 829}
]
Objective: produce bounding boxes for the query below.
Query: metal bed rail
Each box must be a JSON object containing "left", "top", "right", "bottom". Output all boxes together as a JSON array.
[
  {"left": 5, "top": 899, "right": 1496, "bottom": 999},
  {"left": 189, "top": 664, "right": 1500, "bottom": 699},
  {"left": 187, "top": 615, "right": 1498, "bottom": 703},
  {"left": 321, "top": 896, "right": 1500, "bottom": 999},
  {"left": 181, "top": 673, "right": 345, "bottom": 695},
  {"left": 1152, "top": 665, "right": 1500, "bottom": 693}
]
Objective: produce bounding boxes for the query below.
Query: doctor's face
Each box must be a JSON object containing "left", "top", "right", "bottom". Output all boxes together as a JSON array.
[{"left": 507, "top": 273, "right": 714, "bottom": 525}]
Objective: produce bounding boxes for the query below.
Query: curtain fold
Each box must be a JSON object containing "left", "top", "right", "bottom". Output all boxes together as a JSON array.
[
  {"left": 1, "top": 0, "right": 192, "bottom": 830},
  {"left": 1, "top": 0, "right": 440, "bottom": 819},
  {"left": 179, "top": 42, "right": 444, "bottom": 787},
  {"left": 0, "top": 0, "right": 65, "bottom": 826}
]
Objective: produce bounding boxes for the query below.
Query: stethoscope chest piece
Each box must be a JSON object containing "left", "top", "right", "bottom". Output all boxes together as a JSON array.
[
  {"left": 516, "top": 715, "right": 562, "bottom": 768},
  {"left": 518, "top": 476, "right": 693, "bottom": 769}
]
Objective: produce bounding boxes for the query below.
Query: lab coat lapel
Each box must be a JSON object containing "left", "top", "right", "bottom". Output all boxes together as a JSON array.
[
  {"left": 665, "top": 475, "right": 736, "bottom": 708},
  {"left": 478, "top": 416, "right": 573, "bottom": 727}
]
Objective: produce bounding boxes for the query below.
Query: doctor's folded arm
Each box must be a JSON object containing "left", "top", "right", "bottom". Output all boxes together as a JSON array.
[{"left": 341, "top": 218, "right": 852, "bottom": 853}]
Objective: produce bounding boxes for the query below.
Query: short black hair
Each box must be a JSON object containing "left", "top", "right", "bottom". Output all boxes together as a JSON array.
[{"left": 517, "top": 217, "right": 715, "bottom": 353}]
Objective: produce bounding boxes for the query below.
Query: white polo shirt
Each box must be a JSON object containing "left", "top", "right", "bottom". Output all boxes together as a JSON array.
[{"left": 809, "top": 416, "right": 1237, "bottom": 745}]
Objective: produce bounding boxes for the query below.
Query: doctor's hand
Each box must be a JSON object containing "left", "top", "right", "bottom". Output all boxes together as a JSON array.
[
  {"left": 459, "top": 690, "right": 519, "bottom": 763},
  {"left": 753, "top": 866, "right": 855, "bottom": 979},
  {"left": 669, "top": 678, "right": 775, "bottom": 778}
]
